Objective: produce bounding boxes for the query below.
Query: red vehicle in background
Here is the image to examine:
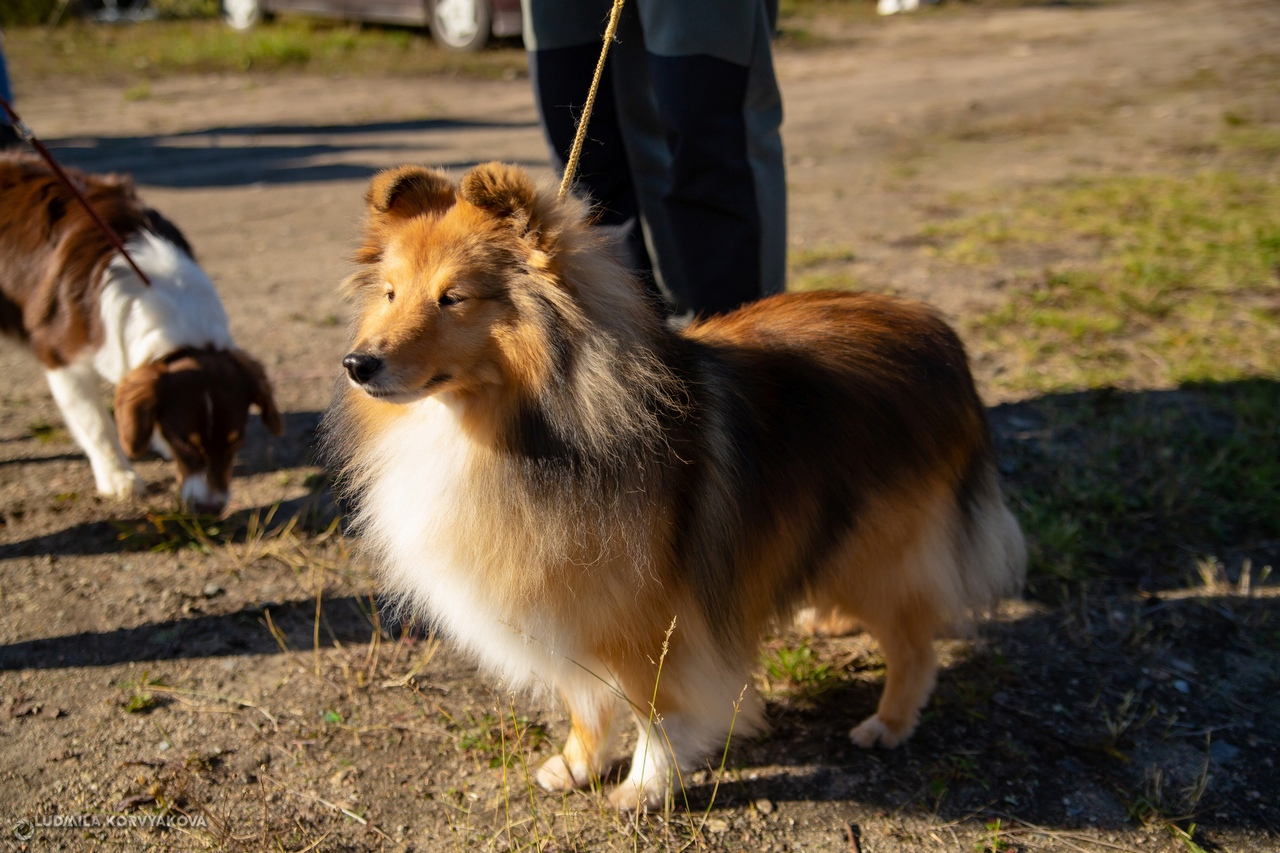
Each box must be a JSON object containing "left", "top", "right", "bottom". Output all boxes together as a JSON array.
[{"left": 220, "top": 0, "right": 523, "bottom": 52}]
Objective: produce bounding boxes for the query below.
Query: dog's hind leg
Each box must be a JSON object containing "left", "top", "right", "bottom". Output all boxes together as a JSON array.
[
  {"left": 794, "top": 604, "right": 861, "bottom": 637},
  {"left": 46, "top": 364, "right": 146, "bottom": 499},
  {"left": 849, "top": 602, "right": 940, "bottom": 748}
]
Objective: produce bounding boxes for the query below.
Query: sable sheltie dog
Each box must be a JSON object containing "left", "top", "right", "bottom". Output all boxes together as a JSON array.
[{"left": 325, "top": 162, "right": 1026, "bottom": 810}]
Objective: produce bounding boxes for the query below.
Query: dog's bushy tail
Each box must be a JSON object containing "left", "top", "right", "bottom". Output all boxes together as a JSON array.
[{"left": 952, "top": 458, "right": 1026, "bottom": 626}]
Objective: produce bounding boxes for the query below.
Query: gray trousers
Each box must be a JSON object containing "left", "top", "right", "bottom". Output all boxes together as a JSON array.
[{"left": 523, "top": 0, "right": 786, "bottom": 314}]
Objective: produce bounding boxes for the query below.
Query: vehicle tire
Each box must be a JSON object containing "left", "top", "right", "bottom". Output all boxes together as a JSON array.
[
  {"left": 428, "top": 0, "right": 491, "bottom": 53},
  {"left": 222, "top": 0, "right": 267, "bottom": 30}
]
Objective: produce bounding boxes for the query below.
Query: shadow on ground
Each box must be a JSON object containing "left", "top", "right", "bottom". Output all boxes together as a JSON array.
[
  {"left": 43, "top": 117, "right": 542, "bottom": 188},
  {"left": 0, "top": 593, "right": 377, "bottom": 672}
]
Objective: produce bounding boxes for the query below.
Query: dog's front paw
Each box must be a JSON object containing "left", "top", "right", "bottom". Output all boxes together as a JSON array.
[
  {"left": 849, "top": 713, "right": 910, "bottom": 749},
  {"left": 607, "top": 776, "right": 665, "bottom": 812},
  {"left": 536, "top": 755, "right": 590, "bottom": 792},
  {"left": 97, "top": 468, "right": 147, "bottom": 500}
]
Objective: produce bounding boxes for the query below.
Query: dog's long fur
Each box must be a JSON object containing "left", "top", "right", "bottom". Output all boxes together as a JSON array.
[
  {"left": 0, "top": 153, "right": 282, "bottom": 510},
  {"left": 326, "top": 163, "right": 1026, "bottom": 809}
]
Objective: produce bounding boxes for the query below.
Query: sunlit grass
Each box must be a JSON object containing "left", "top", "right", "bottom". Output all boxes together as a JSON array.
[
  {"left": 914, "top": 170, "right": 1280, "bottom": 589},
  {"left": 923, "top": 172, "right": 1280, "bottom": 395},
  {"left": 4, "top": 17, "right": 527, "bottom": 83}
]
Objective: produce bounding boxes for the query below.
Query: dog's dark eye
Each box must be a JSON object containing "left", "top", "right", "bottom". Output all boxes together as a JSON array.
[
  {"left": 439, "top": 292, "right": 462, "bottom": 307},
  {"left": 386, "top": 290, "right": 395, "bottom": 303}
]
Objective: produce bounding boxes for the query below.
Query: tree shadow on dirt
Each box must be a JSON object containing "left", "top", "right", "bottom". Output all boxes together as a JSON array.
[
  {"left": 0, "top": 452, "right": 85, "bottom": 468},
  {"left": 42, "top": 117, "right": 543, "bottom": 188},
  {"left": 987, "top": 378, "right": 1279, "bottom": 595},
  {"left": 0, "top": 592, "right": 378, "bottom": 672},
  {"left": 0, "top": 487, "right": 337, "bottom": 561}
]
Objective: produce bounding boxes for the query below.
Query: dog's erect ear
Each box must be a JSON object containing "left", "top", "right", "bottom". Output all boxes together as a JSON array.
[
  {"left": 366, "top": 166, "right": 455, "bottom": 218},
  {"left": 459, "top": 162, "right": 543, "bottom": 234},
  {"left": 115, "top": 362, "right": 164, "bottom": 459},
  {"left": 232, "top": 350, "right": 285, "bottom": 437}
]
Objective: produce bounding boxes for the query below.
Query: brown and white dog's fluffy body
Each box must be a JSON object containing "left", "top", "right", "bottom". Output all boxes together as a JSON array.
[
  {"left": 0, "top": 153, "right": 282, "bottom": 512},
  {"left": 327, "top": 163, "right": 1026, "bottom": 809}
]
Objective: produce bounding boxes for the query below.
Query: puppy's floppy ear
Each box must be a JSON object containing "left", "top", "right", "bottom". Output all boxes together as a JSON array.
[
  {"left": 232, "top": 350, "right": 285, "bottom": 437},
  {"left": 366, "top": 166, "right": 455, "bottom": 218},
  {"left": 459, "top": 162, "right": 543, "bottom": 234},
  {"left": 115, "top": 362, "right": 164, "bottom": 459}
]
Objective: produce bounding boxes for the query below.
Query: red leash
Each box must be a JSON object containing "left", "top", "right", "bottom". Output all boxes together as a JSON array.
[{"left": 2, "top": 95, "right": 152, "bottom": 286}]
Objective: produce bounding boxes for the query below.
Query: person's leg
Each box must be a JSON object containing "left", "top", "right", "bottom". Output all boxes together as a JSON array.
[
  {"left": 529, "top": 44, "right": 656, "bottom": 288},
  {"left": 606, "top": 7, "right": 690, "bottom": 315},
  {"left": 0, "top": 31, "right": 21, "bottom": 149},
  {"left": 745, "top": 0, "right": 787, "bottom": 297},
  {"left": 647, "top": 53, "right": 760, "bottom": 316}
]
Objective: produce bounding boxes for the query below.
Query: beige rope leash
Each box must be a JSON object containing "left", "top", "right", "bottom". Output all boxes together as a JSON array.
[{"left": 557, "top": 0, "right": 627, "bottom": 202}]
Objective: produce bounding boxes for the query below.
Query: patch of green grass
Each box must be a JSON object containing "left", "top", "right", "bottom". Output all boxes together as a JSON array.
[
  {"left": 930, "top": 172, "right": 1280, "bottom": 396},
  {"left": 442, "top": 709, "right": 547, "bottom": 769},
  {"left": 791, "top": 270, "right": 863, "bottom": 292},
  {"left": 1003, "top": 381, "right": 1280, "bottom": 588},
  {"left": 1220, "top": 125, "right": 1280, "bottom": 160},
  {"left": 1100, "top": 690, "right": 1156, "bottom": 754},
  {"left": 922, "top": 750, "right": 986, "bottom": 812},
  {"left": 930, "top": 168, "right": 1280, "bottom": 589},
  {"left": 123, "top": 81, "right": 152, "bottom": 101},
  {"left": 976, "top": 819, "right": 1014, "bottom": 853},
  {"left": 121, "top": 672, "right": 167, "bottom": 714},
  {"left": 29, "top": 419, "right": 64, "bottom": 443},
  {"left": 762, "top": 639, "right": 840, "bottom": 701},
  {"left": 4, "top": 18, "right": 526, "bottom": 83},
  {"left": 790, "top": 245, "right": 858, "bottom": 270},
  {"left": 0, "top": 0, "right": 56, "bottom": 27},
  {"left": 116, "top": 512, "right": 224, "bottom": 554},
  {"left": 788, "top": 244, "right": 862, "bottom": 292},
  {"left": 776, "top": 0, "right": 879, "bottom": 47},
  {"left": 1118, "top": 765, "right": 1211, "bottom": 853}
]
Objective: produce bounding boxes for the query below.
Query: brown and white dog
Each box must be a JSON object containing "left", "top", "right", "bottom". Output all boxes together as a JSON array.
[
  {"left": 0, "top": 153, "right": 282, "bottom": 513},
  {"left": 325, "top": 163, "right": 1026, "bottom": 810}
]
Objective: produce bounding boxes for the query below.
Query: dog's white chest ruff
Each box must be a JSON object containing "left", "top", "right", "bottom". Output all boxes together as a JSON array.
[{"left": 360, "top": 398, "right": 566, "bottom": 686}]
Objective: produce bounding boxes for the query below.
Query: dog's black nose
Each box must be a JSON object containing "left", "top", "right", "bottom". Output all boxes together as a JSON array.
[{"left": 343, "top": 353, "right": 382, "bottom": 384}]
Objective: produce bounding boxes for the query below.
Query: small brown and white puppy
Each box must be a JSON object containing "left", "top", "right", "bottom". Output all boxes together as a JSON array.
[
  {"left": 326, "top": 163, "right": 1026, "bottom": 810},
  {"left": 0, "top": 153, "right": 282, "bottom": 513}
]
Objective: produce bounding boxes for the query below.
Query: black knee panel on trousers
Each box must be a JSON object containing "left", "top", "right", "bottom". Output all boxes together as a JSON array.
[{"left": 648, "top": 53, "right": 761, "bottom": 316}]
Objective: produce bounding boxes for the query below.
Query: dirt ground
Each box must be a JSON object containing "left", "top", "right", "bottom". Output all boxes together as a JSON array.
[{"left": 2, "top": 0, "right": 1278, "bottom": 849}]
